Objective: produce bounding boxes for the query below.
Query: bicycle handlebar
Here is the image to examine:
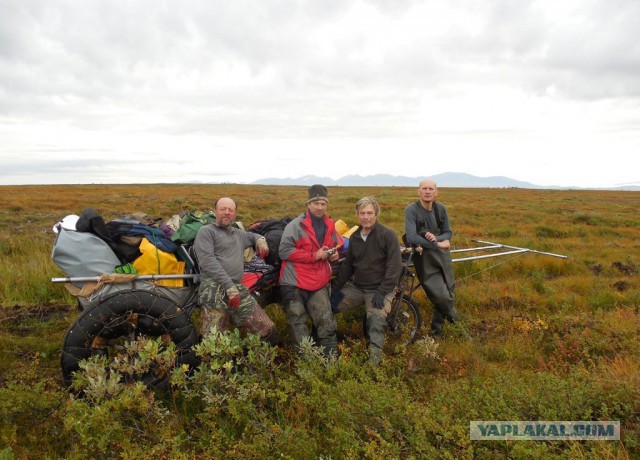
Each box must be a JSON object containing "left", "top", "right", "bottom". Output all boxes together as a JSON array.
[{"left": 400, "top": 246, "right": 423, "bottom": 255}]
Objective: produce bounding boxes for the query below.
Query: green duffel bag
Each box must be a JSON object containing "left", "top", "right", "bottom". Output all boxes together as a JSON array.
[{"left": 170, "top": 212, "right": 215, "bottom": 244}]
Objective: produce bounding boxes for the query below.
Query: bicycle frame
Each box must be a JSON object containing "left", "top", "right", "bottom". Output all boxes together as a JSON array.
[
  {"left": 386, "top": 247, "right": 422, "bottom": 342},
  {"left": 394, "top": 247, "right": 421, "bottom": 304}
]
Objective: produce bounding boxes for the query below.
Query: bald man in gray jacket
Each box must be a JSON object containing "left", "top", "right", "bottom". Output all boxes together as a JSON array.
[{"left": 194, "top": 197, "right": 276, "bottom": 342}]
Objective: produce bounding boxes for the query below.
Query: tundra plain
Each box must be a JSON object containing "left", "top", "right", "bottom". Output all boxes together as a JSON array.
[{"left": 0, "top": 184, "right": 638, "bottom": 459}]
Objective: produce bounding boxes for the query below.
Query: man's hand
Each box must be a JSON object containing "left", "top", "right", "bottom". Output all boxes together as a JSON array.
[
  {"left": 372, "top": 293, "right": 385, "bottom": 309},
  {"left": 316, "top": 246, "right": 339, "bottom": 261},
  {"left": 226, "top": 286, "right": 241, "bottom": 309},
  {"left": 256, "top": 237, "right": 269, "bottom": 259},
  {"left": 424, "top": 231, "right": 437, "bottom": 243},
  {"left": 436, "top": 240, "right": 451, "bottom": 250}
]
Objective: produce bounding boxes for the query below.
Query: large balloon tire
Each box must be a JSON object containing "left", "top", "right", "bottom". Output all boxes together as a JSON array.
[{"left": 61, "top": 288, "right": 198, "bottom": 388}]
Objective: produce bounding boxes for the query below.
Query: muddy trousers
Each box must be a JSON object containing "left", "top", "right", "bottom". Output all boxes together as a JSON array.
[
  {"left": 335, "top": 284, "right": 394, "bottom": 365},
  {"left": 280, "top": 285, "right": 337, "bottom": 356},
  {"left": 198, "top": 278, "right": 277, "bottom": 343},
  {"left": 418, "top": 272, "right": 458, "bottom": 337}
]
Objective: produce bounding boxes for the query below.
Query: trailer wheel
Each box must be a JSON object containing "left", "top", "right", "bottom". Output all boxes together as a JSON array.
[{"left": 61, "top": 288, "right": 198, "bottom": 388}]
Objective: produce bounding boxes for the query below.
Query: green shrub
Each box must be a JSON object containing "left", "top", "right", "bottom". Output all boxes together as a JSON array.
[{"left": 0, "top": 370, "right": 68, "bottom": 456}]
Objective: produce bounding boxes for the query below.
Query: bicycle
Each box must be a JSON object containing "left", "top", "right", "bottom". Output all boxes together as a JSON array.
[{"left": 385, "top": 246, "right": 423, "bottom": 345}]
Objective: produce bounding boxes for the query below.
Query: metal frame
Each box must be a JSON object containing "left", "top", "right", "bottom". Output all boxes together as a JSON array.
[
  {"left": 52, "top": 274, "right": 199, "bottom": 283},
  {"left": 451, "top": 239, "right": 567, "bottom": 263},
  {"left": 52, "top": 240, "right": 567, "bottom": 284}
]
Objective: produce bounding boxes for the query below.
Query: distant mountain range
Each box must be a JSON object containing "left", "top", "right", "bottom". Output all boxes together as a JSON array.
[{"left": 252, "top": 172, "right": 639, "bottom": 190}]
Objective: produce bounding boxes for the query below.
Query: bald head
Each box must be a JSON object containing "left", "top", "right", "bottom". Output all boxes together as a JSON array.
[
  {"left": 215, "top": 197, "right": 237, "bottom": 227},
  {"left": 419, "top": 178, "right": 437, "bottom": 189}
]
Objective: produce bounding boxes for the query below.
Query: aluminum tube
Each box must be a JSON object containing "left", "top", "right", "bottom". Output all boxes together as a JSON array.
[
  {"left": 52, "top": 274, "right": 199, "bottom": 283},
  {"left": 450, "top": 245, "right": 502, "bottom": 254},
  {"left": 452, "top": 248, "right": 529, "bottom": 263},
  {"left": 473, "top": 240, "right": 568, "bottom": 259}
]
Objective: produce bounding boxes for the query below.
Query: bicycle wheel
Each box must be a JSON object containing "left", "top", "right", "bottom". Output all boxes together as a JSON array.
[{"left": 387, "top": 294, "right": 422, "bottom": 345}]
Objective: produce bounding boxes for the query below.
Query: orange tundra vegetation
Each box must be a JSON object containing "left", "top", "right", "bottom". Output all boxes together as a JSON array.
[{"left": 0, "top": 184, "right": 638, "bottom": 459}]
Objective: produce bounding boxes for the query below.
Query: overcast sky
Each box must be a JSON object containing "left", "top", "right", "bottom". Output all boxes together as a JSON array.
[{"left": 1, "top": 0, "right": 639, "bottom": 188}]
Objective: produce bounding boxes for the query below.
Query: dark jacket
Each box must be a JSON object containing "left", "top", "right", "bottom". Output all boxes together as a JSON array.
[{"left": 334, "top": 222, "right": 402, "bottom": 296}]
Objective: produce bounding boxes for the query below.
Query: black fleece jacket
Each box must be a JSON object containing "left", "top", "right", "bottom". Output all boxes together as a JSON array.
[{"left": 334, "top": 222, "right": 402, "bottom": 295}]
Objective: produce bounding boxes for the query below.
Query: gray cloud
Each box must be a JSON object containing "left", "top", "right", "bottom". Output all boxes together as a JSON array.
[
  {"left": 1, "top": 0, "right": 639, "bottom": 186},
  {"left": 4, "top": 1, "right": 639, "bottom": 126}
]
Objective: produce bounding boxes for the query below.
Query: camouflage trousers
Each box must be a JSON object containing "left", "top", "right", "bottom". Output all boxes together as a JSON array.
[
  {"left": 335, "top": 284, "right": 395, "bottom": 365},
  {"left": 198, "top": 278, "right": 276, "bottom": 343}
]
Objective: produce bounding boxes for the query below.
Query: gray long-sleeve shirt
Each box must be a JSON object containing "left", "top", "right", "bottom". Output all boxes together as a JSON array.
[
  {"left": 404, "top": 201, "right": 452, "bottom": 248},
  {"left": 193, "top": 223, "right": 261, "bottom": 289}
]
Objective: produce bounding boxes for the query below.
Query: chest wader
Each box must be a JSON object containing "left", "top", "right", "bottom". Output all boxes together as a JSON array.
[{"left": 413, "top": 240, "right": 458, "bottom": 337}]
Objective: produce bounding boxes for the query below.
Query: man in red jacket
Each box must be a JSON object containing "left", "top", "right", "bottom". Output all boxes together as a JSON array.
[{"left": 278, "top": 184, "right": 342, "bottom": 356}]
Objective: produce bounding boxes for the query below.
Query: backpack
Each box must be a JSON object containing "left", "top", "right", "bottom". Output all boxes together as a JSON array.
[
  {"left": 247, "top": 217, "right": 291, "bottom": 266},
  {"left": 170, "top": 212, "right": 216, "bottom": 244}
]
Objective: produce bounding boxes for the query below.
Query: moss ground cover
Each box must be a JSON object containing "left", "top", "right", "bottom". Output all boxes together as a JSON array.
[{"left": 0, "top": 184, "right": 638, "bottom": 458}]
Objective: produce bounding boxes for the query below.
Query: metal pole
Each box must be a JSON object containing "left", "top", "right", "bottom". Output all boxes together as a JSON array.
[
  {"left": 51, "top": 274, "right": 199, "bottom": 283},
  {"left": 452, "top": 248, "right": 529, "bottom": 263},
  {"left": 473, "top": 240, "right": 568, "bottom": 259},
  {"left": 450, "top": 244, "right": 502, "bottom": 254}
]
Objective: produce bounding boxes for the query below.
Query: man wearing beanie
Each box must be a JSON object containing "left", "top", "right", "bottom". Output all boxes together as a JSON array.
[{"left": 278, "top": 184, "right": 342, "bottom": 356}]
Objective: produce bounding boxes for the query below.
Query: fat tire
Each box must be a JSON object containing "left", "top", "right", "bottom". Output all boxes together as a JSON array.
[{"left": 61, "top": 288, "right": 198, "bottom": 387}]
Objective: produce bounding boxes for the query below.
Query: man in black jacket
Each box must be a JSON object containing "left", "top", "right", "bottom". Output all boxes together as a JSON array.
[{"left": 331, "top": 196, "right": 402, "bottom": 364}]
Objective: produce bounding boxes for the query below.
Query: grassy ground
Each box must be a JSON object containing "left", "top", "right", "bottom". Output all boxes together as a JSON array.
[{"left": 0, "top": 184, "right": 638, "bottom": 459}]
